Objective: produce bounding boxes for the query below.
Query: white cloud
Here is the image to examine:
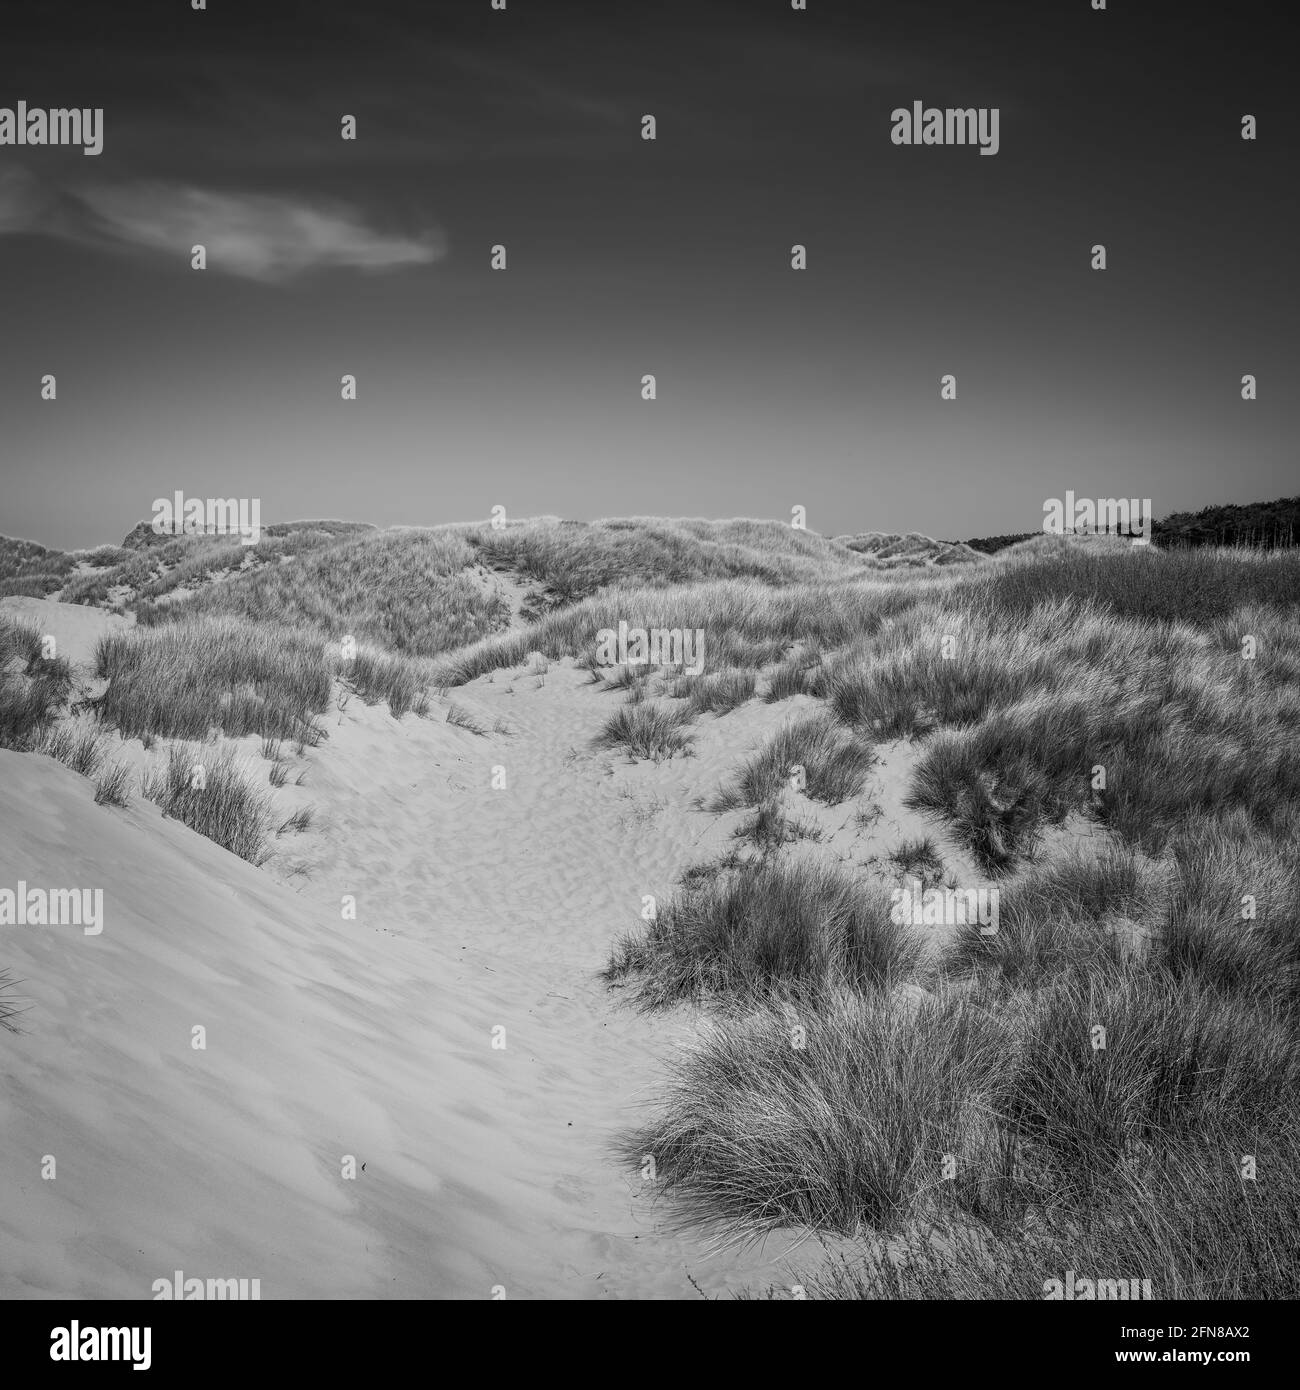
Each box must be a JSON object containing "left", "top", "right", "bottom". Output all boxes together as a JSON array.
[{"left": 0, "top": 171, "right": 444, "bottom": 281}]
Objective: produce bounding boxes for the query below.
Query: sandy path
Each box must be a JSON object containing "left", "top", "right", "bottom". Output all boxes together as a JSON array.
[{"left": 295, "top": 664, "right": 820, "bottom": 1297}]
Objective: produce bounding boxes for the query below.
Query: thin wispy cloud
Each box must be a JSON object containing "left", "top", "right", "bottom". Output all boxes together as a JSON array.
[{"left": 0, "top": 168, "right": 444, "bottom": 282}]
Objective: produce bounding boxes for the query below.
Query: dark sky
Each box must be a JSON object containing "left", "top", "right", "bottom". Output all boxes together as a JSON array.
[{"left": 1, "top": 0, "right": 1295, "bottom": 550}]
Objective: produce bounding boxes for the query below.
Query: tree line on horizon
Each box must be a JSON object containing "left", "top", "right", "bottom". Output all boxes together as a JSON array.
[{"left": 962, "top": 494, "right": 1300, "bottom": 553}]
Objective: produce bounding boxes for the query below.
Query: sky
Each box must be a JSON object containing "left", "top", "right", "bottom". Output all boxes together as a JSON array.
[{"left": 0, "top": 0, "right": 1296, "bottom": 550}]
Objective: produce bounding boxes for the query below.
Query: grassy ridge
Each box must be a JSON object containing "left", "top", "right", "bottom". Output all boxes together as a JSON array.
[
  {"left": 604, "top": 537, "right": 1300, "bottom": 1298},
  {"left": 134, "top": 527, "right": 505, "bottom": 657},
  {"left": 473, "top": 516, "right": 882, "bottom": 602},
  {"left": 0, "top": 535, "right": 133, "bottom": 598}
]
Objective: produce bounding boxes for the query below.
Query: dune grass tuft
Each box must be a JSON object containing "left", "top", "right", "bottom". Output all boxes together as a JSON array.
[
  {"left": 712, "top": 711, "right": 875, "bottom": 810},
  {"left": 596, "top": 701, "right": 695, "bottom": 761},
  {"left": 621, "top": 988, "right": 1008, "bottom": 1235},
  {"left": 606, "top": 857, "right": 924, "bottom": 1010},
  {"left": 41, "top": 721, "right": 110, "bottom": 777},
  {"left": 93, "top": 617, "right": 331, "bottom": 745},
  {"left": 93, "top": 760, "right": 133, "bottom": 807},
  {"left": 143, "top": 744, "right": 274, "bottom": 864},
  {"left": 0, "top": 615, "right": 73, "bottom": 749},
  {"left": 674, "top": 668, "right": 757, "bottom": 716}
]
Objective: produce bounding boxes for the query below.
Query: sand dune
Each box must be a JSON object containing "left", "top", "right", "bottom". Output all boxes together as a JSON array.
[
  {"left": 3, "top": 635, "right": 892, "bottom": 1297},
  {"left": 6, "top": 529, "right": 1261, "bottom": 1301}
]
